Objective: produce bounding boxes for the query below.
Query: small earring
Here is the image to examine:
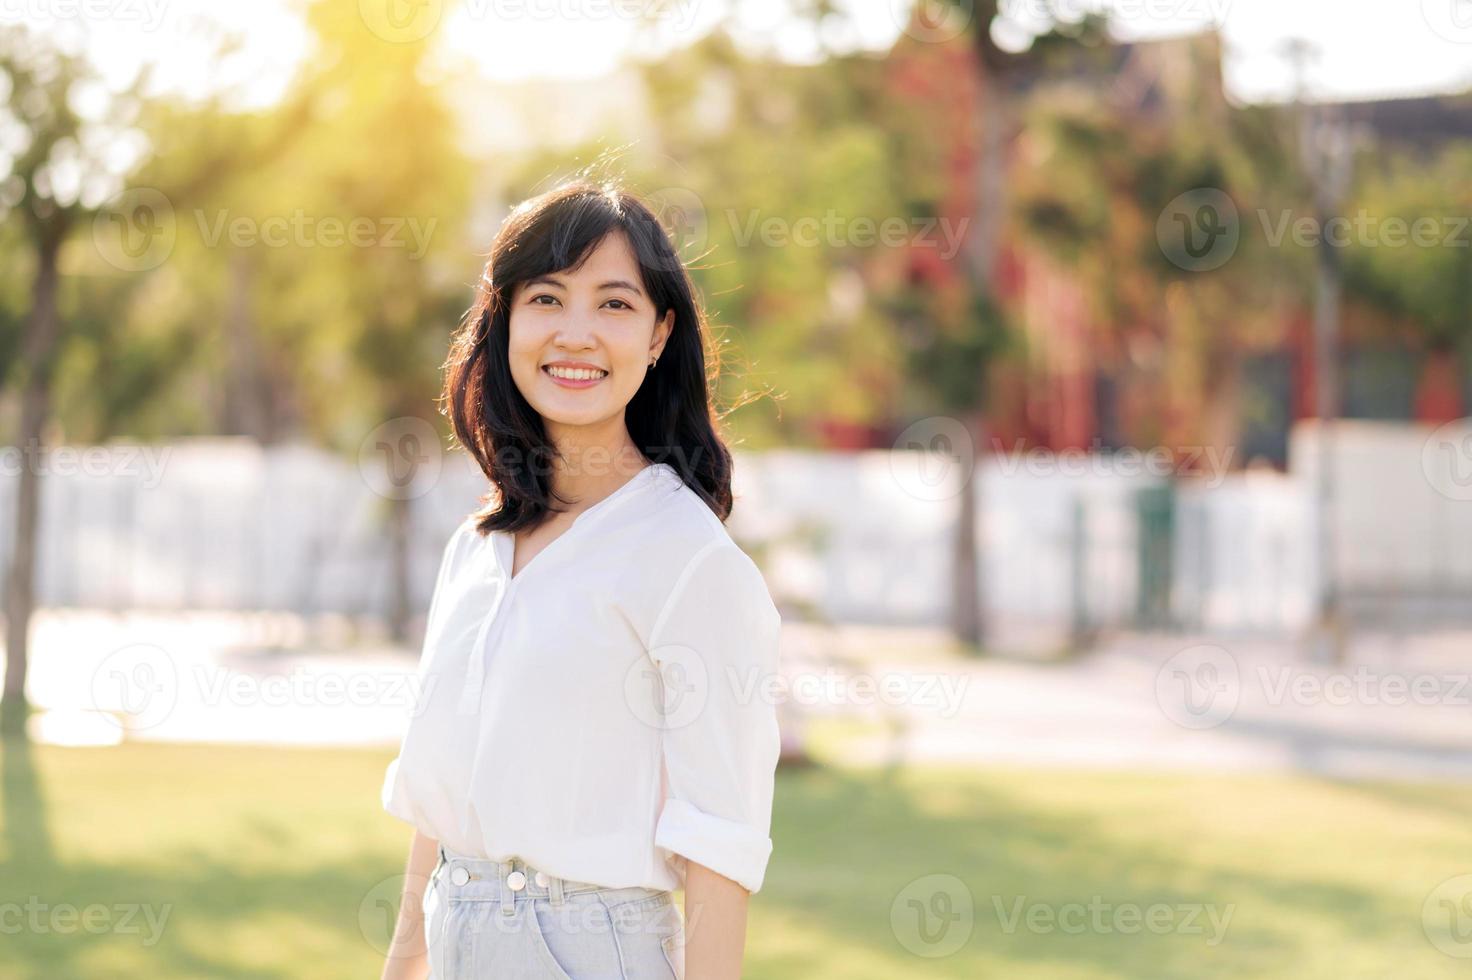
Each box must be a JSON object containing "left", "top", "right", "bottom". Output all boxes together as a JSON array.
[{"left": 650, "top": 355, "right": 658, "bottom": 369}]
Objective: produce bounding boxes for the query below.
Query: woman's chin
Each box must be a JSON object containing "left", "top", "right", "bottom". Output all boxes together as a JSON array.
[{"left": 534, "top": 403, "right": 617, "bottom": 429}]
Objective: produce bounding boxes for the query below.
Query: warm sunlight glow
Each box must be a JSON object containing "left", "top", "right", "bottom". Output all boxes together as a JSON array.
[{"left": 4, "top": 1, "right": 1470, "bottom": 113}]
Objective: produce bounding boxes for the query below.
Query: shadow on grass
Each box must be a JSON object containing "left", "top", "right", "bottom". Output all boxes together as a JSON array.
[
  {"left": 756, "top": 762, "right": 1452, "bottom": 979},
  {"left": 3, "top": 732, "right": 53, "bottom": 866},
  {"left": 2, "top": 741, "right": 1463, "bottom": 979}
]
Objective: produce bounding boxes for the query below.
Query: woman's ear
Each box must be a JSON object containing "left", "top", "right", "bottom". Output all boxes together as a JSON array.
[{"left": 652, "top": 309, "right": 675, "bottom": 360}]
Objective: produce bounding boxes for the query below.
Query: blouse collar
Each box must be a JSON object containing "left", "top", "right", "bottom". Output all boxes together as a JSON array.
[{"left": 490, "top": 462, "right": 676, "bottom": 580}]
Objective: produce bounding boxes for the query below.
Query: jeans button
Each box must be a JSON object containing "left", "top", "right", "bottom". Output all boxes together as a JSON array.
[
  {"left": 507, "top": 870, "right": 527, "bottom": 891},
  {"left": 449, "top": 866, "right": 470, "bottom": 886},
  {"left": 534, "top": 871, "right": 549, "bottom": 888}
]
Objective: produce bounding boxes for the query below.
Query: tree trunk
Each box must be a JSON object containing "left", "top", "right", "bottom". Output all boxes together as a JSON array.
[
  {"left": 1201, "top": 347, "right": 1244, "bottom": 470},
  {"left": 3, "top": 235, "right": 62, "bottom": 736},
  {"left": 951, "top": 410, "right": 987, "bottom": 652},
  {"left": 949, "top": 54, "right": 1011, "bottom": 654},
  {"left": 387, "top": 494, "right": 411, "bottom": 644},
  {"left": 222, "top": 248, "right": 273, "bottom": 441},
  {"left": 970, "top": 70, "right": 1010, "bottom": 289}
]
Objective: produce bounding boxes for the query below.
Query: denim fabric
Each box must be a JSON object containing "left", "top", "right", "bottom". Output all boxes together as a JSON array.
[{"left": 424, "top": 845, "right": 684, "bottom": 979}]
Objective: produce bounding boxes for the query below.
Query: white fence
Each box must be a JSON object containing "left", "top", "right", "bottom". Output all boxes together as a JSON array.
[{"left": 1, "top": 420, "right": 1468, "bottom": 643}]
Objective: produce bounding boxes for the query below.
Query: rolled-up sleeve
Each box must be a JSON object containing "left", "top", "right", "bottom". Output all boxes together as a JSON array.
[{"left": 648, "top": 540, "right": 783, "bottom": 894}]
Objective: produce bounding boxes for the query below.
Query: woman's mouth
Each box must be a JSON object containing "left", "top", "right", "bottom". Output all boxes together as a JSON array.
[{"left": 543, "top": 364, "right": 609, "bottom": 389}]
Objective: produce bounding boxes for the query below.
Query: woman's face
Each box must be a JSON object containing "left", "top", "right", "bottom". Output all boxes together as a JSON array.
[{"left": 507, "top": 230, "right": 673, "bottom": 440}]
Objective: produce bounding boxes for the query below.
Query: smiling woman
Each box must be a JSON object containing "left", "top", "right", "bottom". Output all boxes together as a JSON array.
[
  {"left": 445, "top": 179, "right": 734, "bottom": 534},
  {"left": 377, "top": 178, "right": 782, "bottom": 980}
]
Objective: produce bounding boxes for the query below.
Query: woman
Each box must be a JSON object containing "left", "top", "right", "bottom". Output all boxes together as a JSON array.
[{"left": 379, "top": 178, "right": 783, "bottom": 980}]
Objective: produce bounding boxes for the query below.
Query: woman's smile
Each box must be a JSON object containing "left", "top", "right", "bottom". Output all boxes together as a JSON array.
[{"left": 542, "top": 361, "right": 610, "bottom": 388}]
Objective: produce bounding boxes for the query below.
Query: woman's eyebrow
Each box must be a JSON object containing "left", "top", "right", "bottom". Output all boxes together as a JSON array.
[
  {"left": 522, "top": 276, "right": 643, "bottom": 297},
  {"left": 598, "top": 279, "right": 644, "bottom": 296}
]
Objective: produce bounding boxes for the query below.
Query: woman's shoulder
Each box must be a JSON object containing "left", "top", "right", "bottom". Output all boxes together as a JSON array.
[
  {"left": 437, "top": 514, "right": 485, "bottom": 568},
  {"left": 644, "top": 463, "right": 741, "bottom": 552},
  {"left": 640, "top": 470, "right": 780, "bottom": 645},
  {"left": 641, "top": 465, "right": 772, "bottom": 593}
]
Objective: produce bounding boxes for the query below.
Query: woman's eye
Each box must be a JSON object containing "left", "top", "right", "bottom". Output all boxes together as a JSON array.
[
  {"left": 604, "top": 299, "right": 632, "bottom": 310},
  {"left": 530, "top": 294, "right": 559, "bottom": 306}
]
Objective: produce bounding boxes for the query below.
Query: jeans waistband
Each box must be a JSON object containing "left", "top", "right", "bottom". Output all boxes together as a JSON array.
[{"left": 433, "top": 844, "right": 671, "bottom": 919}]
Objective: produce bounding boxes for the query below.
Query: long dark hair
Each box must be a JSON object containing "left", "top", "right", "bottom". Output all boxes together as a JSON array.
[{"left": 443, "top": 178, "right": 734, "bottom": 534}]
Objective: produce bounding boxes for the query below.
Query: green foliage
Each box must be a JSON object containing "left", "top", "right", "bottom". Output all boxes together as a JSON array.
[
  {"left": 1341, "top": 144, "right": 1472, "bottom": 349},
  {"left": 1012, "top": 73, "right": 1310, "bottom": 450},
  {"left": 892, "top": 284, "right": 1013, "bottom": 417}
]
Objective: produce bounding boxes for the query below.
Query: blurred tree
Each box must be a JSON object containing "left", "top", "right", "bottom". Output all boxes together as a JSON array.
[
  {"left": 1340, "top": 144, "right": 1472, "bottom": 419},
  {"left": 264, "top": 0, "right": 474, "bottom": 640},
  {"left": 87, "top": 0, "right": 472, "bottom": 640},
  {"left": 1012, "top": 53, "right": 1307, "bottom": 458},
  {"left": 59, "top": 93, "right": 320, "bottom": 442},
  {"left": 635, "top": 31, "right": 909, "bottom": 449},
  {"left": 0, "top": 20, "right": 318, "bottom": 732},
  {"left": 863, "top": 1, "right": 1113, "bottom": 650},
  {"left": 0, "top": 25, "right": 153, "bottom": 734}
]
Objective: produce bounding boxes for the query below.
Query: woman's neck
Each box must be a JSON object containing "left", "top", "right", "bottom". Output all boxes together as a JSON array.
[{"left": 542, "top": 422, "right": 648, "bottom": 513}]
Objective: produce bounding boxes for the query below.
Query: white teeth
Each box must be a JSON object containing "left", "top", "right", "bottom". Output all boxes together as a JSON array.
[{"left": 547, "top": 366, "right": 607, "bottom": 381}]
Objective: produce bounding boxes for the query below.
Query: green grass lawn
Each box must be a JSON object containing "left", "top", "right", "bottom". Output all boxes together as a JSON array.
[{"left": 2, "top": 737, "right": 1470, "bottom": 978}]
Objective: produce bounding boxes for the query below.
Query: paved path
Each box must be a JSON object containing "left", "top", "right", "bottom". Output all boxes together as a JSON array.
[
  {"left": 15, "top": 610, "right": 1472, "bottom": 781},
  {"left": 795, "top": 625, "right": 1472, "bottom": 781}
]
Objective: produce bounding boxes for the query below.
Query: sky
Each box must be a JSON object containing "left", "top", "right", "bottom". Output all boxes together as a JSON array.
[{"left": 6, "top": 0, "right": 1472, "bottom": 110}]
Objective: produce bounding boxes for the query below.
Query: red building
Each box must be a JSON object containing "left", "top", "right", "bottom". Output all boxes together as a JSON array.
[{"left": 869, "top": 26, "right": 1472, "bottom": 468}]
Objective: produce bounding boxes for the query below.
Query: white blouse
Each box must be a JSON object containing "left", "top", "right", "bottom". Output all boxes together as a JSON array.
[{"left": 381, "top": 462, "right": 783, "bottom": 895}]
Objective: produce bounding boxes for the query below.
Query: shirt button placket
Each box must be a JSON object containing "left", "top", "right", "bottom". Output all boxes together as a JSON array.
[{"left": 457, "top": 579, "right": 508, "bottom": 716}]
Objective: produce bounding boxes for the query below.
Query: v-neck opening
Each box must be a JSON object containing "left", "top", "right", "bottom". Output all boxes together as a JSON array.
[{"left": 502, "top": 462, "right": 666, "bottom": 583}]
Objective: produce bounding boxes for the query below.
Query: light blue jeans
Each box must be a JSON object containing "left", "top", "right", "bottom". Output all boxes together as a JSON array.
[{"left": 424, "top": 844, "right": 685, "bottom": 979}]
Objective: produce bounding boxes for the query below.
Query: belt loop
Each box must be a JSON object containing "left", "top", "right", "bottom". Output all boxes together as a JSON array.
[
  {"left": 500, "top": 859, "right": 515, "bottom": 916},
  {"left": 549, "top": 870, "right": 565, "bottom": 907}
]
